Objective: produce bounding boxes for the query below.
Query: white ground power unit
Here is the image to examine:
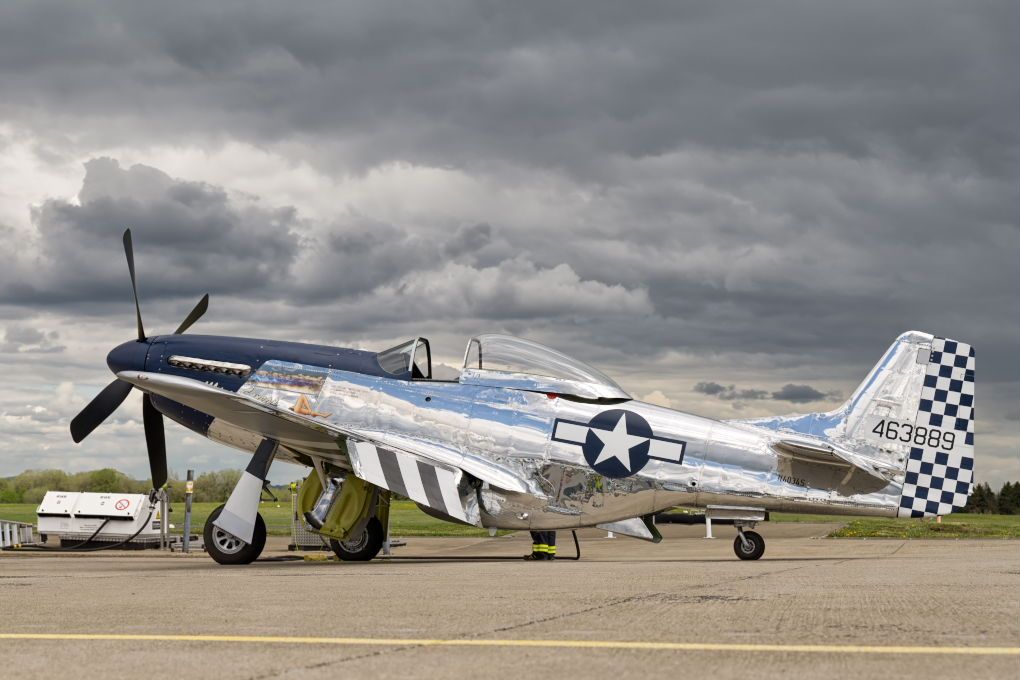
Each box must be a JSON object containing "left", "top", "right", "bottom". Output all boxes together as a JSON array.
[{"left": 36, "top": 491, "right": 163, "bottom": 547}]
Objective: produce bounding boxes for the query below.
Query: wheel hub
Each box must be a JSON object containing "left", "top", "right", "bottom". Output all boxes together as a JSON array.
[
  {"left": 339, "top": 529, "right": 368, "bottom": 553},
  {"left": 212, "top": 527, "right": 246, "bottom": 555}
]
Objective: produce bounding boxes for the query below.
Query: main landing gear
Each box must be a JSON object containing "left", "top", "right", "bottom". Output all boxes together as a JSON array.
[
  {"left": 204, "top": 504, "right": 267, "bottom": 565},
  {"left": 328, "top": 516, "right": 385, "bottom": 562}
]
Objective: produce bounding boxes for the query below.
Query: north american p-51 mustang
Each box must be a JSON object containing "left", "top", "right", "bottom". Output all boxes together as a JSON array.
[{"left": 70, "top": 231, "right": 976, "bottom": 563}]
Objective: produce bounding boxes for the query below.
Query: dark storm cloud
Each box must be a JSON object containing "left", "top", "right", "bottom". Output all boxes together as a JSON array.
[
  {"left": 693, "top": 381, "right": 836, "bottom": 404},
  {"left": 693, "top": 382, "right": 769, "bottom": 402},
  {"left": 1, "top": 158, "right": 299, "bottom": 304},
  {"left": 0, "top": 158, "right": 652, "bottom": 325},
  {"left": 442, "top": 223, "right": 493, "bottom": 259},
  {"left": 693, "top": 381, "right": 728, "bottom": 397},
  {"left": 771, "top": 384, "right": 831, "bottom": 403},
  {"left": 0, "top": 325, "right": 64, "bottom": 353},
  {"left": 0, "top": 1, "right": 1016, "bottom": 177}
]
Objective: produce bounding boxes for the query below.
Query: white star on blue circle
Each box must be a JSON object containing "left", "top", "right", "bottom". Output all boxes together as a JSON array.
[{"left": 582, "top": 409, "right": 652, "bottom": 478}]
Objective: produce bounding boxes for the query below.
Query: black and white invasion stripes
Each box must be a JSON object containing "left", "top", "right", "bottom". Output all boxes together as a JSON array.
[{"left": 349, "top": 440, "right": 474, "bottom": 524}]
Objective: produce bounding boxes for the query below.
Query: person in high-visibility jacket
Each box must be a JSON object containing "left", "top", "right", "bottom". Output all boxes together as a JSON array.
[{"left": 525, "top": 530, "right": 557, "bottom": 560}]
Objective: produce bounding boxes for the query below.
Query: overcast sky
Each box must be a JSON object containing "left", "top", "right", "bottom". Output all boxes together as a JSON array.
[{"left": 0, "top": 1, "right": 1017, "bottom": 487}]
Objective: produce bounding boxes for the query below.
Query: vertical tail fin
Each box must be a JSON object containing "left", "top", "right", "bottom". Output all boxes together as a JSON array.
[
  {"left": 838, "top": 332, "right": 976, "bottom": 516},
  {"left": 742, "top": 331, "right": 975, "bottom": 516}
]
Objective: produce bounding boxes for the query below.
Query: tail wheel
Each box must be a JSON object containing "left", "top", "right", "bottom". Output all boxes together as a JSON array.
[
  {"left": 203, "top": 504, "right": 266, "bottom": 565},
  {"left": 329, "top": 517, "right": 385, "bottom": 562},
  {"left": 733, "top": 530, "right": 765, "bottom": 561}
]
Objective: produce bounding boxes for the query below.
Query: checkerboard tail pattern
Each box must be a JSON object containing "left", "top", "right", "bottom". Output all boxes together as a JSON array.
[{"left": 898, "top": 337, "right": 975, "bottom": 518}]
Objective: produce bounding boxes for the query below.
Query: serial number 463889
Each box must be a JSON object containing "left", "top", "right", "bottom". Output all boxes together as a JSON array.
[{"left": 869, "top": 419, "right": 955, "bottom": 451}]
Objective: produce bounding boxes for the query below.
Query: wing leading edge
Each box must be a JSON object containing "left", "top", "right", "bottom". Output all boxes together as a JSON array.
[{"left": 116, "top": 371, "right": 527, "bottom": 524}]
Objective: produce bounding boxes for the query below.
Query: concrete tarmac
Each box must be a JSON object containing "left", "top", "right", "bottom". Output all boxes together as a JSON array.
[{"left": 1, "top": 524, "right": 1017, "bottom": 680}]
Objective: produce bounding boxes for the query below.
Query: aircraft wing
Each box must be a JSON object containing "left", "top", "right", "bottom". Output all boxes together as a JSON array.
[
  {"left": 344, "top": 439, "right": 479, "bottom": 524},
  {"left": 116, "top": 371, "right": 530, "bottom": 523}
]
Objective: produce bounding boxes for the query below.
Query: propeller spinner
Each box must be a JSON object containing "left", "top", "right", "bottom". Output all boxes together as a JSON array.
[{"left": 69, "top": 229, "right": 209, "bottom": 490}]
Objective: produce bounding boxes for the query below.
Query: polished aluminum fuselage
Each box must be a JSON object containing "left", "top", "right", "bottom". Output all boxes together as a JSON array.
[{"left": 207, "top": 366, "right": 901, "bottom": 530}]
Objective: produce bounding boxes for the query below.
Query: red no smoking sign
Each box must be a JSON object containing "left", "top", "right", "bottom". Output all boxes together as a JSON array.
[{"left": 115, "top": 499, "right": 130, "bottom": 511}]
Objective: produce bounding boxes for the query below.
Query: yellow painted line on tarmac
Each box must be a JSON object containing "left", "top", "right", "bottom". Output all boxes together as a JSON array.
[{"left": 1, "top": 633, "right": 1018, "bottom": 656}]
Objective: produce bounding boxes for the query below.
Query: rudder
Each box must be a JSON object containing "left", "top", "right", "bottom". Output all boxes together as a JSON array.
[{"left": 897, "top": 337, "right": 975, "bottom": 517}]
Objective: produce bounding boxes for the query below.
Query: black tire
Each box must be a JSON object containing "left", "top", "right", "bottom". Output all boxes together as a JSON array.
[
  {"left": 733, "top": 530, "right": 765, "bottom": 560},
  {"left": 203, "top": 504, "right": 266, "bottom": 565},
  {"left": 329, "top": 517, "right": 384, "bottom": 562}
]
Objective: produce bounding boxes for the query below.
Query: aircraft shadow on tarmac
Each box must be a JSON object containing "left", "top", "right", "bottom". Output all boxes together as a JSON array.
[{"left": 236, "top": 554, "right": 880, "bottom": 565}]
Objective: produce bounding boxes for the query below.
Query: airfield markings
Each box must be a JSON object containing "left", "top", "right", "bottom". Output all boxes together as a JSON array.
[{"left": 1, "top": 633, "right": 1017, "bottom": 656}]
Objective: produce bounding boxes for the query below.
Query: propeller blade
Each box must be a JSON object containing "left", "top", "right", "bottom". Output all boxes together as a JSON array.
[
  {"left": 69, "top": 379, "right": 134, "bottom": 443},
  {"left": 122, "top": 229, "right": 146, "bottom": 341},
  {"left": 173, "top": 293, "right": 209, "bottom": 334},
  {"left": 142, "top": 395, "right": 168, "bottom": 489}
]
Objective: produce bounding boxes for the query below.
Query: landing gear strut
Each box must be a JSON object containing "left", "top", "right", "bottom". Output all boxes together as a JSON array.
[{"left": 205, "top": 437, "right": 277, "bottom": 565}]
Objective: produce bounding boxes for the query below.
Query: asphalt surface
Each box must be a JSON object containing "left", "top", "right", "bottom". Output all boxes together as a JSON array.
[{"left": 1, "top": 523, "right": 1018, "bottom": 680}]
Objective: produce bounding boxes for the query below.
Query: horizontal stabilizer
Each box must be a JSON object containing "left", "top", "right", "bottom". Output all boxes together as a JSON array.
[{"left": 772, "top": 437, "right": 898, "bottom": 482}]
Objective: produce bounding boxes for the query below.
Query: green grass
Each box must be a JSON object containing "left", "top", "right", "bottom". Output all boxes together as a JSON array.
[
  {"left": 829, "top": 513, "right": 1020, "bottom": 539},
  {"left": 0, "top": 504, "right": 44, "bottom": 525},
  {"left": 1, "top": 500, "right": 501, "bottom": 538},
  {"left": 385, "top": 500, "right": 505, "bottom": 537},
  {"left": 771, "top": 512, "right": 853, "bottom": 523}
]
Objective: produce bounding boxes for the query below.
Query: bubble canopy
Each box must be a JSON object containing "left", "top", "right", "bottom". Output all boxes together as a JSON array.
[{"left": 460, "top": 334, "right": 630, "bottom": 400}]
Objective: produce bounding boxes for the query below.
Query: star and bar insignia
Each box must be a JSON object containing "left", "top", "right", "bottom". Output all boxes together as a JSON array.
[{"left": 551, "top": 409, "right": 687, "bottom": 478}]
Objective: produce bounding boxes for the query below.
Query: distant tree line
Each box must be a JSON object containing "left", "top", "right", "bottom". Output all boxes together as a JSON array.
[
  {"left": 0, "top": 468, "right": 294, "bottom": 504},
  {"left": 963, "top": 482, "right": 1020, "bottom": 515}
]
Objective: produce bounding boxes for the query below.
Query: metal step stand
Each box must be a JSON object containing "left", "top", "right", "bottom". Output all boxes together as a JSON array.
[
  {"left": 289, "top": 490, "right": 330, "bottom": 551},
  {"left": 0, "top": 519, "right": 38, "bottom": 549}
]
